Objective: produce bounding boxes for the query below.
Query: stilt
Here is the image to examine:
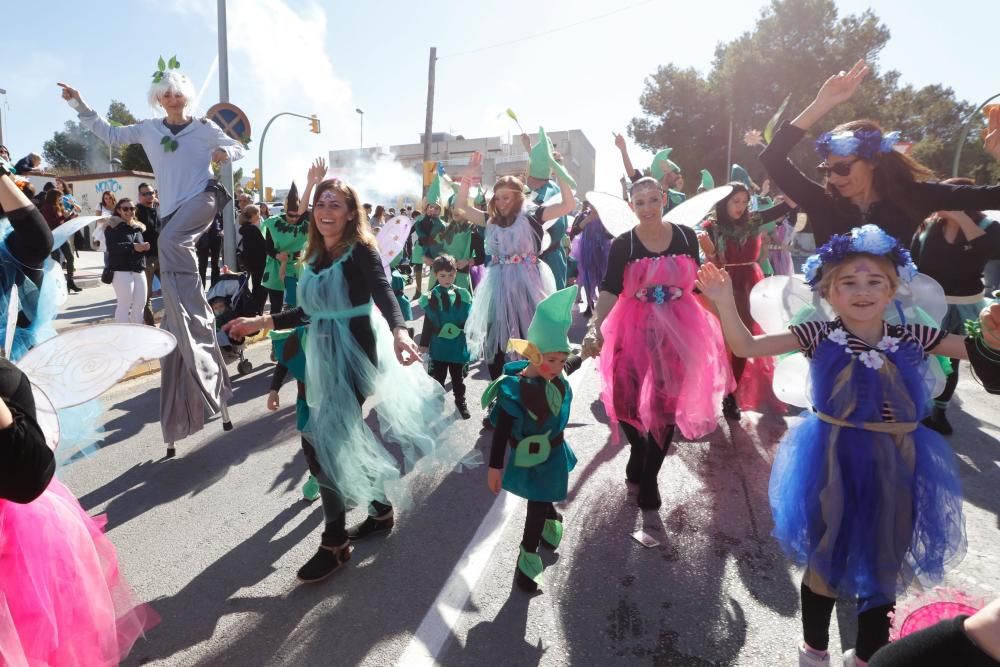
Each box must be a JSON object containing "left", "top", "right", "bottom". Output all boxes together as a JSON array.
[
  {"left": 166, "top": 442, "right": 176, "bottom": 458},
  {"left": 220, "top": 401, "right": 233, "bottom": 431}
]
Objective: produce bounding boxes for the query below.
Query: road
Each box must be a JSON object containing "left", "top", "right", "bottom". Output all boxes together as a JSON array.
[{"left": 59, "top": 283, "right": 1000, "bottom": 666}]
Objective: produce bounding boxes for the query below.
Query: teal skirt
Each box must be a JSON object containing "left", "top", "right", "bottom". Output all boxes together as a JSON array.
[{"left": 502, "top": 442, "right": 577, "bottom": 502}]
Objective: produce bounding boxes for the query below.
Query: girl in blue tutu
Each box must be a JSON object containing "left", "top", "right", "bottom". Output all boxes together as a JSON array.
[{"left": 697, "top": 224, "right": 1000, "bottom": 666}]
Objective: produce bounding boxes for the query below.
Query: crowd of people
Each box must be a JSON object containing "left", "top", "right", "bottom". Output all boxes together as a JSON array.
[{"left": 2, "top": 57, "right": 1000, "bottom": 667}]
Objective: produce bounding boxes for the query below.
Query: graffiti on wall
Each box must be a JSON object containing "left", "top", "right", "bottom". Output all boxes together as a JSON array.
[{"left": 95, "top": 179, "right": 122, "bottom": 194}]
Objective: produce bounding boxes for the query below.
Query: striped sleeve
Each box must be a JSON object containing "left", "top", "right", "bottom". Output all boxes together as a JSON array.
[
  {"left": 789, "top": 321, "right": 827, "bottom": 358},
  {"left": 905, "top": 324, "right": 946, "bottom": 352}
]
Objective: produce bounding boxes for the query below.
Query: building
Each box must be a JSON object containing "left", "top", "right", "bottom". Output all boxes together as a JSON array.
[{"left": 328, "top": 129, "right": 596, "bottom": 197}]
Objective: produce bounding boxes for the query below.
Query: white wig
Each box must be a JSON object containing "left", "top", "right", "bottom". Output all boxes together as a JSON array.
[{"left": 147, "top": 69, "right": 197, "bottom": 112}]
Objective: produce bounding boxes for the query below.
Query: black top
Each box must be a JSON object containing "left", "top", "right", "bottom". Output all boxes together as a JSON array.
[
  {"left": 910, "top": 220, "right": 1000, "bottom": 297},
  {"left": 104, "top": 220, "right": 146, "bottom": 272},
  {"left": 4, "top": 206, "right": 53, "bottom": 332},
  {"left": 600, "top": 224, "right": 700, "bottom": 295},
  {"left": 0, "top": 359, "right": 54, "bottom": 503},
  {"left": 136, "top": 203, "right": 160, "bottom": 257},
  {"left": 238, "top": 224, "right": 267, "bottom": 271},
  {"left": 13, "top": 156, "right": 37, "bottom": 175},
  {"left": 271, "top": 243, "right": 406, "bottom": 365},
  {"left": 759, "top": 121, "right": 1000, "bottom": 246},
  {"left": 867, "top": 614, "right": 999, "bottom": 667}
]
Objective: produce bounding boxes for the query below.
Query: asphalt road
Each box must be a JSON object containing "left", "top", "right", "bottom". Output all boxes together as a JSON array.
[{"left": 61, "top": 302, "right": 1000, "bottom": 667}]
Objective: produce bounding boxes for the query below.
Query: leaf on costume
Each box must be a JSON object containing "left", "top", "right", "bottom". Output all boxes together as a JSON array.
[
  {"left": 764, "top": 94, "right": 791, "bottom": 146},
  {"left": 544, "top": 380, "right": 563, "bottom": 416},
  {"left": 161, "top": 136, "right": 171, "bottom": 145},
  {"left": 157, "top": 55, "right": 166, "bottom": 71},
  {"left": 168, "top": 55, "right": 179, "bottom": 69},
  {"left": 168, "top": 140, "right": 179, "bottom": 152}
]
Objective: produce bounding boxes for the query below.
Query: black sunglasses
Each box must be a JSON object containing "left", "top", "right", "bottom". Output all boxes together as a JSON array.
[
  {"left": 119, "top": 206, "right": 135, "bottom": 212},
  {"left": 140, "top": 191, "right": 153, "bottom": 196},
  {"left": 817, "top": 159, "right": 860, "bottom": 177}
]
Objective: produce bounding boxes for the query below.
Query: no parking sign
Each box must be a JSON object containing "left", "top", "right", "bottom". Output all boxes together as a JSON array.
[{"left": 206, "top": 102, "right": 251, "bottom": 145}]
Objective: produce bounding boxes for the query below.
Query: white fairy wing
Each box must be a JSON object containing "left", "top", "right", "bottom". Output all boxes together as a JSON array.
[
  {"left": 16, "top": 324, "right": 176, "bottom": 409},
  {"left": 30, "top": 383, "right": 60, "bottom": 451},
  {"left": 773, "top": 354, "right": 813, "bottom": 408},
  {"left": 375, "top": 215, "right": 414, "bottom": 278},
  {"left": 662, "top": 186, "right": 734, "bottom": 228},
  {"left": 585, "top": 191, "right": 637, "bottom": 237},
  {"left": 750, "top": 276, "right": 827, "bottom": 335},
  {"left": 3, "top": 284, "right": 17, "bottom": 358},
  {"left": 887, "top": 273, "right": 947, "bottom": 327},
  {"left": 51, "top": 216, "right": 102, "bottom": 249}
]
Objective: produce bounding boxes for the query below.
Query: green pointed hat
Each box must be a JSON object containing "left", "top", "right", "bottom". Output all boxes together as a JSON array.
[
  {"left": 650, "top": 148, "right": 681, "bottom": 182},
  {"left": 730, "top": 163, "right": 753, "bottom": 189},
  {"left": 425, "top": 172, "right": 446, "bottom": 208},
  {"left": 508, "top": 287, "right": 577, "bottom": 362},
  {"left": 699, "top": 169, "right": 715, "bottom": 190},
  {"left": 527, "top": 127, "right": 577, "bottom": 188}
]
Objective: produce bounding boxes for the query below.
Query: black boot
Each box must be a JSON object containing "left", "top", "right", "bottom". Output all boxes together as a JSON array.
[
  {"left": 922, "top": 405, "right": 953, "bottom": 435},
  {"left": 66, "top": 275, "right": 83, "bottom": 293},
  {"left": 722, "top": 393, "right": 741, "bottom": 420},
  {"left": 347, "top": 511, "right": 394, "bottom": 540},
  {"left": 456, "top": 397, "right": 471, "bottom": 420},
  {"left": 297, "top": 541, "right": 351, "bottom": 582}
]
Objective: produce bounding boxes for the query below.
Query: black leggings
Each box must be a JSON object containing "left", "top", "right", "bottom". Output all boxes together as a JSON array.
[
  {"left": 268, "top": 288, "right": 285, "bottom": 316},
  {"left": 430, "top": 361, "right": 466, "bottom": 402},
  {"left": 488, "top": 351, "right": 506, "bottom": 381},
  {"left": 935, "top": 358, "right": 961, "bottom": 405},
  {"left": 197, "top": 236, "right": 221, "bottom": 287},
  {"left": 620, "top": 423, "right": 672, "bottom": 487},
  {"left": 522, "top": 501, "right": 559, "bottom": 552},
  {"left": 801, "top": 582, "right": 894, "bottom": 662},
  {"left": 731, "top": 356, "right": 747, "bottom": 386}
]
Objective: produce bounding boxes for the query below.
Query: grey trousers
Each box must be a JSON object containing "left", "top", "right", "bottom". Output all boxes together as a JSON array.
[{"left": 158, "top": 192, "right": 232, "bottom": 442}]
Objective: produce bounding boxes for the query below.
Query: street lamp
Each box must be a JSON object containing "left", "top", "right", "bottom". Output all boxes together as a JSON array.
[
  {"left": 257, "top": 112, "right": 319, "bottom": 205},
  {"left": 356, "top": 107, "right": 364, "bottom": 156},
  {"left": 952, "top": 92, "right": 1000, "bottom": 177}
]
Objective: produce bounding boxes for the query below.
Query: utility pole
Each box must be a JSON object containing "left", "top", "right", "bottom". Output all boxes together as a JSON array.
[
  {"left": 217, "top": 0, "right": 238, "bottom": 269},
  {"left": 422, "top": 47, "right": 437, "bottom": 196},
  {"left": 0, "top": 88, "right": 6, "bottom": 147}
]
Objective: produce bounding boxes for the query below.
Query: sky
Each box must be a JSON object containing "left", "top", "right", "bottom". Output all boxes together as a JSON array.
[{"left": 3, "top": 0, "right": 998, "bottom": 198}]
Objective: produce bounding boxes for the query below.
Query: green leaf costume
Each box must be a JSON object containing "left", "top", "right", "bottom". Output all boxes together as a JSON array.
[
  {"left": 261, "top": 213, "right": 310, "bottom": 294},
  {"left": 420, "top": 284, "right": 472, "bottom": 364}
]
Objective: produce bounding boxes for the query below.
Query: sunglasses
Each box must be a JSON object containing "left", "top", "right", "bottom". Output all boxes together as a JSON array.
[
  {"left": 817, "top": 159, "right": 860, "bottom": 177},
  {"left": 119, "top": 206, "right": 135, "bottom": 212},
  {"left": 140, "top": 191, "right": 153, "bottom": 196}
]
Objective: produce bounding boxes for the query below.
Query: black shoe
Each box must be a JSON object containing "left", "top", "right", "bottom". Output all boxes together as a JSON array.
[
  {"left": 297, "top": 542, "right": 351, "bottom": 583},
  {"left": 637, "top": 483, "right": 662, "bottom": 510},
  {"left": 347, "top": 513, "right": 394, "bottom": 541},
  {"left": 722, "top": 393, "right": 741, "bottom": 420},
  {"left": 456, "top": 399, "right": 471, "bottom": 420},
  {"left": 515, "top": 567, "right": 539, "bottom": 593},
  {"left": 922, "top": 406, "right": 953, "bottom": 435},
  {"left": 165, "top": 446, "right": 176, "bottom": 459},
  {"left": 582, "top": 307, "right": 593, "bottom": 319},
  {"left": 66, "top": 278, "right": 83, "bottom": 293}
]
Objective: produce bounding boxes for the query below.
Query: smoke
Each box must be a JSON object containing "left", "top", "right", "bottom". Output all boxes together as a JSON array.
[{"left": 331, "top": 154, "right": 423, "bottom": 209}]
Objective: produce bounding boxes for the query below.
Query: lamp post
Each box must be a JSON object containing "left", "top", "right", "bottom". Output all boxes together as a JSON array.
[
  {"left": 0, "top": 88, "right": 6, "bottom": 147},
  {"left": 356, "top": 107, "right": 364, "bottom": 156},
  {"left": 257, "top": 112, "right": 319, "bottom": 205},
  {"left": 952, "top": 92, "right": 1000, "bottom": 177}
]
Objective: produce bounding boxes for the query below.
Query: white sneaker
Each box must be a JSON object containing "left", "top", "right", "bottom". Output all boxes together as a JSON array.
[
  {"left": 842, "top": 649, "right": 861, "bottom": 666},
  {"left": 799, "top": 644, "right": 830, "bottom": 666}
]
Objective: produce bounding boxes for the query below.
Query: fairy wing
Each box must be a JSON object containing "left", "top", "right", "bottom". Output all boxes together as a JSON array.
[
  {"left": 30, "top": 383, "right": 60, "bottom": 451},
  {"left": 662, "top": 186, "right": 734, "bottom": 228},
  {"left": 750, "top": 276, "right": 829, "bottom": 335},
  {"left": 375, "top": 215, "right": 414, "bottom": 278},
  {"left": 3, "top": 284, "right": 17, "bottom": 358},
  {"left": 585, "top": 191, "right": 637, "bottom": 237},
  {"left": 15, "top": 323, "right": 176, "bottom": 409},
  {"left": 51, "top": 216, "right": 103, "bottom": 250}
]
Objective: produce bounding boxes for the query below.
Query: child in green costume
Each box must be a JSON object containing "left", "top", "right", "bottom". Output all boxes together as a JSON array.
[
  {"left": 419, "top": 254, "right": 473, "bottom": 419},
  {"left": 524, "top": 128, "right": 577, "bottom": 290},
  {"left": 412, "top": 173, "right": 448, "bottom": 298},
  {"left": 484, "top": 286, "right": 578, "bottom": 593},
  {"left": 262, "top": 182, "right": 311, "bottom": 312}
]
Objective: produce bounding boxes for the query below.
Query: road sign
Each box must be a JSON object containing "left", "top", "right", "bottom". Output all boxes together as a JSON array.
[{"left": 206, "top": 102, "right": 251, "bottom": 144}]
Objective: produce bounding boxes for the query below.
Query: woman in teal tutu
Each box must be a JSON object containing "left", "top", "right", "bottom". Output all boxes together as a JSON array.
[
  {"left": 697, "top": 225, "right": 1000, "bottom": 666},
  {"left": 225, "top": 175, "right": 473, "bottom": 584}
]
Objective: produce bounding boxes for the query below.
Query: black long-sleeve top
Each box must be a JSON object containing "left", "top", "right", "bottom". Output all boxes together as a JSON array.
[
  {"left": 271, "top": 243, "right": 405, "bottom": 365},
  {"left": 136, "top": 203, "right": 160, "bottom": 257},
  {"left": 0, "top": 359, "right": 54, "bottom": 503},
  {"left": 4, "top": 206, "right": 54, "bottom": 331},
  {"left": 238, "top": 224, "right": 267, "bottom": 272},
  {"left": 911, "top": 219, "right": 1000, "bottom": 297},
  {"left": 600, "top": 225, "right": 700, "bottom": 296},
  {"left": 759, "top": 121, "right": 1000, "bottom": 246}
]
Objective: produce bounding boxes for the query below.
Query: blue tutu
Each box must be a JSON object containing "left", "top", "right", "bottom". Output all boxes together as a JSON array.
[{"left": 769, "top": 332, "right": 966, "bottom": 609}]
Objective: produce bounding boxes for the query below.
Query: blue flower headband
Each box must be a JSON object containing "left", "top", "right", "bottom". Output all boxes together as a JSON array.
[
  {"left": 802, "top": 224, "right": 918, "bottom": 289},
  {"left": 815, "top": 129, "right": 902, "bottom": 161}
]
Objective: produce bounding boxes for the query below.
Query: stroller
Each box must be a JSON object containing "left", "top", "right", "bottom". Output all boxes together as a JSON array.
[{"left": 207, "top": 272, "right": 256, "bottom": 375}]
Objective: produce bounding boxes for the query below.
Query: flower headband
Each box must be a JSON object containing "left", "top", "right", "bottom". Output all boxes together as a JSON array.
[
  {"left": 815, "top": 128, "right": 902, "bottom": 161},
  {"left": 802, "top": 224, "right": 917, "bottom": 289},
  {"left": 152, "top": 55, "right": 181, "bottom": 83}
]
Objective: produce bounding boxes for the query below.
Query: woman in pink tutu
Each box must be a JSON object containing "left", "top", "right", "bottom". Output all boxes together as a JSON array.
[
  {"left": 0, "top": 165, "right": 156, "bottom": 666},
  {"left": 582, "top": 177, "right": 734, "bottom": 509}
]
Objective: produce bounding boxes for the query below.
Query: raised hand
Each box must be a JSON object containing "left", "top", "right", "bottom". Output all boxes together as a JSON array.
[
  {"left": 985, "top": 106, "right": 1000, "bottom": 161},
  {"left": 57, "top": 82, "right": 82, "bottom": 103},
  {"left": 695, "top": 262, "right": 734, "bottom": 303},
  {"left": 697, "top": 231, "right": 716, "bottom": 258},
  {"left": 307, "top": 157, "right": 328, "bottom": 186},
  {"left": 814, "top": 60, "right": 869, "bottom": 111},
  {"left": 613, "top": 132, "right": 627, "bottom": 152}
]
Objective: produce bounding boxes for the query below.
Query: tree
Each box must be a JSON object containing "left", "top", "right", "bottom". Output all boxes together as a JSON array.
[
  {"left": 629, "top": 0, "right": 997, "bottom": 186},
  {"left": 41, "top": 100, "right": 153, "bottom": 174},
  {"left": 107, "top": 100, "right": 153, "bottom": 172}
]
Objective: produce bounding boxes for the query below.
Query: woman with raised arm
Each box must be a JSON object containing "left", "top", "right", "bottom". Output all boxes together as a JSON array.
[
  {"left": 454, "top": 151, "right": 576, "bottom": 381},
  {"left": 759, "top": 60, "right": 1000, "bottom": 247},
  {"left": 59, "top": 60, "right": 245, "bottom": 456}
]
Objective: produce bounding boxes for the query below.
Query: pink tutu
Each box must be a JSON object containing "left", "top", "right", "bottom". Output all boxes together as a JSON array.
[
  {"left": 599, "top": 255, "right": 734, "bottom": 443},
  {"left": 0, "top": 479, "right": 157, "bottom": 667}
]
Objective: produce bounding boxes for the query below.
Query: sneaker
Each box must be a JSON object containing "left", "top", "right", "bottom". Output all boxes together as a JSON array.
[
  {"left": 798, "top": 644, "right": 830, "bottom": 666},
  {"left": 297, "top": 542, "right": 351, "bottom": 583},
  {"left": 722, "top": 393, "right": 741, "bottom": 420},
  {"left": 347, "top": 513, "right": 394, "bottom": 541},
  {"left": 301, "top": 475, "right": 320, "bottom": 502},
  {"left": 456, "top": 399, "right": 471, "bottom": 420}
]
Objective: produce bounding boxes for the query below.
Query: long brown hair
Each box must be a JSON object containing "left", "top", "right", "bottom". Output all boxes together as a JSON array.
[
  {"left": 827, "top": 120, "right": 936, "bottom": 221},
  {"left": 42, "top": 189, "right": 65, "bottom": 220},
  {"left": 302, "top": 179, "right": 377, "bottom": 269},
  {"left": 487, "top": 176, "right": 527, "bottom": 225}
]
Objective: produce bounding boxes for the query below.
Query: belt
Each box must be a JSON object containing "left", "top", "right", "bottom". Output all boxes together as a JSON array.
[
  {"left": 769, "top": 244, "right": 791, "bottom": 252},
  {"left": 509, "top": 431, "right": 565, "bottom": 468},
  {"left": 816, "top": 411, "right": 917, "bottom": 434},
  {"left": 724, "top": 261, "right": 758, "bottom": 268},
  {"left": 946, "top": 293, "right": 986, "bottom": 306},
  {"left": 491, "top": 253, "right": 539, "bottom": 266}
]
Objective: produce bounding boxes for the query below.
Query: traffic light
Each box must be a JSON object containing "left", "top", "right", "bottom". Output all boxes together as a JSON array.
[
  {"left": 251, "top": 168, "right": 261, "bottom": 191},
  {"left": 423, "top": 161, "right": 437, "bottom": 187},
  {"left": 309, "top": 115, "right": 321, "bottom": 134}
]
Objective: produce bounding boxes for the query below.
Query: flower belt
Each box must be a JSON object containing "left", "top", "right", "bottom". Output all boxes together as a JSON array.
[
  {"left": 769, "top": 244, "right": 792, "bottom": 252},
  {"left": 634, "top": 284, "right": 683, "bottom": 304},
  {"left": 816, "top": 411, "right": 917, "bottom": 434},
  {"left": 491, "top": 253, "right": 539, "bottom": 266}
]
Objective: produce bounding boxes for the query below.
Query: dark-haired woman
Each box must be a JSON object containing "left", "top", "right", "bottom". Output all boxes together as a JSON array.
[
  {"left": 759, "top": 60, "right": 1000, "bottom": 247},
  {"left": 224, "top": 173, "right": 469, "bottom": 583},
  {"left": 911, "top": 177, "right": 1000, "bottom": 434},
  {"left": 699, "top": 184, "right": 791, "bottom": 418}
]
